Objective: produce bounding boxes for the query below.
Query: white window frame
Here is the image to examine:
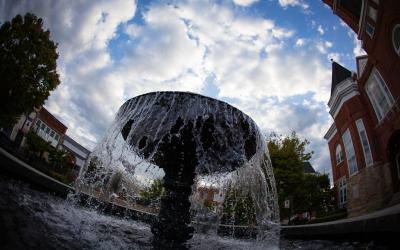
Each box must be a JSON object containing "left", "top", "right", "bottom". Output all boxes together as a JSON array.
[
  {"left": 338, "top": 177, "right": 347, "bottom": 207},
  {"left": 35, "top": 119, "right": 60, "bottom": 147},
  {"left": 365, "top": 68, "right": 395, "bottom": 121},
  {"left": 368, "top": 6, "right": 377, "bottom": 22},
  {"left": 342, "top": 129, "right": 358, "bottom": 176},
  {"left": 336, "top": 144, "right": 344, "bottom": 165},
  {"left": 356, "top": 119, "right": 373, "bottom": 167},
  {"left": 392, "top": 24, "right": 400, "bottom": 56}
]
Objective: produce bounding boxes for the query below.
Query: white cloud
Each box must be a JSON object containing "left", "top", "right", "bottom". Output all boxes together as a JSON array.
[
  {"left": 278, "top": 0, "right": 309, "bottom": 10},
  {"left": 325, "top": 41, "right": 333, "bottom": 48},
  {"left": 233, "top": 0, "right": 259, "bottom": 7},
  {"left": 295, "top": 38, "right": 305, "bottom": 47},
  {"left": 0, "top": 0, "right": 335, "bottom": 175},
  {"left": 0, "top": 0, "right": 137, "bottom": 149},
  {"left": 315, "top": 40, "right": 333, "bottom": 54},
  {"left": 317, "top": 25, "right": 325, "bottom": 35}
]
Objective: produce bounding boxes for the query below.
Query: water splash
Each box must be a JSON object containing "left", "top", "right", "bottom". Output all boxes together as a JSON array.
[{"left": 76, "top": 91, "right": 280, "bottom": 248}]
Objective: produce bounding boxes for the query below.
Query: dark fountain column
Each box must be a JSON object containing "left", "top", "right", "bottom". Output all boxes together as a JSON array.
[
  {"left": 150, "top": 119, "right": 197, "bottom": 250},
  {"left": 122, "top": 116, "right": 196, "bottom": 249}
]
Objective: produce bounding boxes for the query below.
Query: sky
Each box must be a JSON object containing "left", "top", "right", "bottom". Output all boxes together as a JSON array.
[{"left": 0, "top": 0, "right": 366, "bottom": 179}]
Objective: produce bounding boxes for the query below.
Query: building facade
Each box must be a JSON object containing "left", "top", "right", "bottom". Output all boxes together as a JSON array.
[
  {"left": 62, "top": 135, "right": 91, "bottom": 173},
  {"left": 5, "top": 107, "right": 68, "bottom": 149},
  {"left": 323, "top": 0, "right": 400, "bottom": 217},
  {"left": 32, "top": 107, "right": 68, "bottom": 148}
]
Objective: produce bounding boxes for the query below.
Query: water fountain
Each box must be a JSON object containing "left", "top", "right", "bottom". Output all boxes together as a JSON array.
[{"left": 77, "top": 91, "right": 279, "bottom": 249}]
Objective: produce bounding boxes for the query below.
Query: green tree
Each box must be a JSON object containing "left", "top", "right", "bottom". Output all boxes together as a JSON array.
[
  {"left": 25, "top": 131, "right": 51, "bottom": 159},
  {"left": 268, "top": 132, "right": 336, "bottom": 222},
  {"left": 140, "top": 179, "right": 164, "bottom": 199},
  {"left": 302, "top": 174, "right": 335, "bottom": 217},
  {"left": 221, "top": 187, "right": 256, "bottom": 226},
  {"left": 0, "top": 13, "right": 60, "bottom": 128},
  {"left": 49, "top": 148, "right": 73, "bottom": 169}
]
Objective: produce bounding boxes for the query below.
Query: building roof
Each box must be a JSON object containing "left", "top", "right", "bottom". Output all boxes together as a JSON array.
[
  {"left": 303, "top": 161, "right": 316, "bottom": 174},
  {"left": 63, "top": 135, "right": 91, "bottom": 158},
  {"left": 331, "top": 61, "right": 352, "bottom": 94}
]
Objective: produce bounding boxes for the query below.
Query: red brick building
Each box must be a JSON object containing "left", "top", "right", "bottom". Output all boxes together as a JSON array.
[
  {"left": 6, "top": 107, "right": 67, "bottom": 149},
  {"left": 323, "top": 0, "right": 400, "bottom": 217},
  {"left": 33, "top": 107, "right": 67, "bottom": 148}
]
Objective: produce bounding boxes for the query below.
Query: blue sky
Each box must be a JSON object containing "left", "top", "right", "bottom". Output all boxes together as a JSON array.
[{"left": 0, "top": 0, "right": 365, "bottom": 179}]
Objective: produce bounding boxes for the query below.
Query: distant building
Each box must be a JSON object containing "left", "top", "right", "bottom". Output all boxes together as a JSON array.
[
  {"left": 32, "top": 107, "right": 68, "bottom": 148},
  {"left": 5, "top": 107, "right": 67, "bottom": 149},
  {"left": 323, "top": 0, "right": 400, "bottom": 217},
  {"left": 303, "top": 161, "right": 317, "bottom": 175},
  {"left": 195, "top": 186, "right": 225, "bottom": 212},
  {"left": 62, "top": 135, "right": 91, "bottom": 173},
  {"left": 5, "top": 110, "right": 37, "bottom": 145}
]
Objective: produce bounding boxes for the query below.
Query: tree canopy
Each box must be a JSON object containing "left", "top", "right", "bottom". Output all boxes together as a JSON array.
[
  {"left": 140, "top": 179, "right": 164, "bottom": 199},
  {"left": 267, "top": 132, "right": 334, "bottom": 221},
  {"left": 0, "top": 13, "right": 60, "bottom": 128}
]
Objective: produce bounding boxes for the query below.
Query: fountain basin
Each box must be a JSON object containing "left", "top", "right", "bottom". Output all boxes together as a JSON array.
[{"left": 79, "top": 91, "right": 279, "bottom": 249}]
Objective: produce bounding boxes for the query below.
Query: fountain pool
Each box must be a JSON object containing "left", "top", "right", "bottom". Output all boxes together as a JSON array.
[{"left": 0, "top": 176, "right": 379, "bottom": 249}]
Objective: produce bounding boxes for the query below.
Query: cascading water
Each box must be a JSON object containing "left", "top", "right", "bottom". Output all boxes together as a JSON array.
[{"left": 76, "top": 91, "right": 280, "bottom": 249}]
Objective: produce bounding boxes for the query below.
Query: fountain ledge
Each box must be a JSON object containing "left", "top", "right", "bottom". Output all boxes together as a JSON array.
[{"left": 281, "top": 204, "right": 400, "bottom": 241}]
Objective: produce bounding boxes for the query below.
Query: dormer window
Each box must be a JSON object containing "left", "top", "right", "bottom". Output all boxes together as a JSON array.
[
  {"left": 336, "top": 144, "right": 344, "bottom": 165},
  {"left": 392, "top": 24, "right": 400, "bottom": 56}
]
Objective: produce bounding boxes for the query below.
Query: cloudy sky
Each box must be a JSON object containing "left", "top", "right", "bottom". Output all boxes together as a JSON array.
[{"left": 0, "top": 0, "right": 365, "bottom": 177}]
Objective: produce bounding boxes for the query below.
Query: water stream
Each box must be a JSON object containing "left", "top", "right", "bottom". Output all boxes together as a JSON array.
[{"left": 75, "top": 92, "right": 280, "bottom": 248}]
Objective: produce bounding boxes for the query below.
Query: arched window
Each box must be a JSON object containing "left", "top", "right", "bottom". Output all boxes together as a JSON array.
[
  {"left": 336, "top": 144, "right": 344, "bottom": 165},
  {"left": 393, "top": 24, "right": 400, "bottom": 56}
]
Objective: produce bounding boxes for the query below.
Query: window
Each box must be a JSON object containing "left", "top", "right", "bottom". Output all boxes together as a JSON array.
[
  {"left": 342, "top": 129, "right": 358, "bottom": 175},
  {"left": 336, "top": 144, "right": 344, "bottom": 165},
  {"left": 392, "top": 24, "right": 400, "bottom": 56},
  {"left": 365, "top": 69, "right": 395, "bottom": 121},
  {"left": 45, "top": 127, "right": 50, "bottom": 134},
  {"left": 40, "top": 123, "right": 45, "bottom": 130},
  {"left": 338, "top": 177, "right": 347, "bottom": 207},
  {"left": 365, "top": 22, "right": 374, "bottom": 37},
  {"left": 55, "top": 134, "right": 60, "bottom": 141},
  {"left": 50, "top": 131, "right": 55, "bottom": 137},
  {"left": 368, "top": 6, "right": 377, "bottom": 22},
  {"left": 356, "top": 119, "right": 373, "bottom": 167}
]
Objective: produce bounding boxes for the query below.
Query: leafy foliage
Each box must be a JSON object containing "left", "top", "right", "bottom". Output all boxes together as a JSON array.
[
  {"left": 221, "top": 187, "right": 256, "bottom": 226},
  {"left": 0, "top": 13, "right": 60, "bottom": 128},
  {"left": 267, "top": 132, "right": 334, "bottom": 221},
  {"left": 140, "top": 179, "right": 164, "bottom": 199},
  {"left": 25, "top": 131, "right": 51, "bottom": 158},
  {"left": 49, "top": 148, "right": 73, "bottom": 169}
]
